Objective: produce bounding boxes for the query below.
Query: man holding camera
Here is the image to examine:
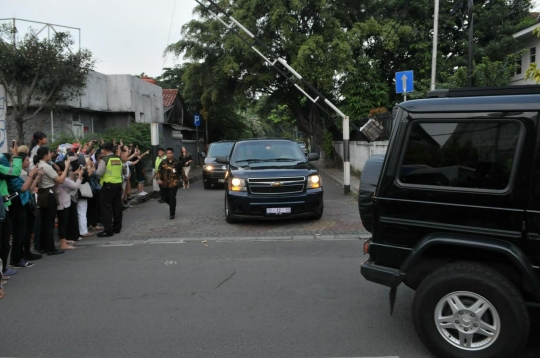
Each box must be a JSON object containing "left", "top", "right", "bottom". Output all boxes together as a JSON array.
[{"left": 95, "top": 142, "right": 123, "bottom": 237}]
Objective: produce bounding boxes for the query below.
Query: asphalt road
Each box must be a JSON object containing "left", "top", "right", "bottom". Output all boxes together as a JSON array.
[{"left": 2, "top": 176, "right": 540, "bottom": 357}]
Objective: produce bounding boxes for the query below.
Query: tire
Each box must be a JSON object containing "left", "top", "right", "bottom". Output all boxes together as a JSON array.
[
  {"left": 203, "top": 182, "right": 211, "bottom": 189},
  {"left": 412, "top": 262, "right": 529, "bottom": 358},
  {"left": 224, "top": 194, "right": 237, "bottom": 224},
  {"left": 312, "top": 201, "right": 324, "bottom": 220}
]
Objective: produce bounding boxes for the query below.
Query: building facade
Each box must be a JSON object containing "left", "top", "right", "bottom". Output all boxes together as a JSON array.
[
  {"left": 3, "top": 71, "right": 164, "bottom": 147},
  {"left": 510, "top": 23, "right": 540, "bottom": 85}
]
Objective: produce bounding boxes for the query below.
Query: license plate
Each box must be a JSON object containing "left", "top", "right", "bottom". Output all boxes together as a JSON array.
[
  {"left": 266, "top": 207, "right": 291, "bottom": 215},
  {"left": 218, "top": 179, "right": 225, "bottom": 183}
]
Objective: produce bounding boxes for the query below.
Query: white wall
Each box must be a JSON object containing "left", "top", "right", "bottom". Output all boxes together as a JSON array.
[
  {"left": 30, "top": 71, "right": 164, "bottom": 124},
  {"left": 511, "top": 24, "right": 540, "bottom": 85},
  {"left": 333, "top": 141, "right": 389, "bottom": 171}
]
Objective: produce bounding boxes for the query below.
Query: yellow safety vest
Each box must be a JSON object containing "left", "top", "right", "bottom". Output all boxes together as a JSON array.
[{"left": 100, "top": 155, "right": 123, "bottom": 185}]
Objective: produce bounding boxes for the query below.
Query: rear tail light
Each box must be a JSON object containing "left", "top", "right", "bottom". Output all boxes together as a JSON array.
[{"left": 363, "top": 239, "right": 372, "bottom": 255}]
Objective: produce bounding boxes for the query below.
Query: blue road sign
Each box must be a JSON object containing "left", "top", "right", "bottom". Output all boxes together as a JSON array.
[
  {"left": 395, "top": 70, "right": 414, "bottom": 94},
  {"left": 194, "top": 114, "right": 201, "bottom": 127}
]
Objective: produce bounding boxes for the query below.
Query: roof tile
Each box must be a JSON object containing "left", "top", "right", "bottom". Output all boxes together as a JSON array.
[{"left": 163, "top": 89, "right": 179, "bottom": 107}]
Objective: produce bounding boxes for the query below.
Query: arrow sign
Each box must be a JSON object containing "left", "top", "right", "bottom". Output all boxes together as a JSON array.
[{"left": 395, "top": 70, "right": 414, "bottom": 94}]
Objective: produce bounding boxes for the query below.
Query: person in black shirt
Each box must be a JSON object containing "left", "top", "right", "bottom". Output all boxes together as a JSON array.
[{"left": 156, "top": 148, "right": 183, "bottom": 219}]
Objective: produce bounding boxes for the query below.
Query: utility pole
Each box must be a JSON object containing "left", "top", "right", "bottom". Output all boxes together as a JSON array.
[
  {"left": 194, "top": 0, "right": 358, "bottom": 193},
  {"left": 431, "top": 0, "right": 440, "bottom": 91},
  {"left": 467, "top": 0, "right": 474, "bottom": 87}
]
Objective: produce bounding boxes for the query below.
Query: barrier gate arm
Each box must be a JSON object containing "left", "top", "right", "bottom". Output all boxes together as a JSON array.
[{"left": 192, "top": 0, "right": 364, "bottom": 193}]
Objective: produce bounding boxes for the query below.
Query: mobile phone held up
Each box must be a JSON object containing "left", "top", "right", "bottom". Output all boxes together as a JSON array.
[
  {"left": 3, "top": 192, "right": 19, "bottom": 202},
  {"left": 12, "top": 140, "right": 15, "bottom": 148}
]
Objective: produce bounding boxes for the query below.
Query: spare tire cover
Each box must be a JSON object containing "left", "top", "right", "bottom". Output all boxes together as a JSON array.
[{"left": 358, "top": 154, "right": 385, "bottom": 233}]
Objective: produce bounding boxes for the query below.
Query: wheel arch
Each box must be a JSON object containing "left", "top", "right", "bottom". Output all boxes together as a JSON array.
[{"left": 401, "top": 233, "right": 540, "bottom": 302}]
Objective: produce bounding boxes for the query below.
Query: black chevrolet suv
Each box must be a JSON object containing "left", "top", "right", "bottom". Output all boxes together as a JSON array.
[
  {"left": 216, "top": 138, "right": 323, "bottom": 223},
  {"left": 360, "top": 86, "right": 540, "bottom": 358},
  {"left": 202, "top": 140, "right": 235, "bottom": 189}
]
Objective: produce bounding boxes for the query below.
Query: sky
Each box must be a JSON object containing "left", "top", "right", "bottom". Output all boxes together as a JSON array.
[{"left": 1, "top": 0, "right": 198, "bottom": 78}]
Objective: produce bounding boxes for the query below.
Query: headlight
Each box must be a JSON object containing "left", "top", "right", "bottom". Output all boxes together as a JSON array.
[
  {"left": 229, "top": 177, "right": 246, "bottom": 192},
  {"left": 204, "top": 165, "right": 214, "bottom": 171},
  {"left": 307, "top": 174, "right": 321, "bottom": 189}
]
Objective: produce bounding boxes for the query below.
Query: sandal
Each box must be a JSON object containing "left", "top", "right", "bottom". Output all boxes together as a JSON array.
[
  {"left": 1, "top": 280, "right": 7, "bottom": 285},
  {"left": 60, "top": 245, "right": 77, "bottom": 250},
  {"left": 66, "top": 240, "right": 75, "bottom": 245}
]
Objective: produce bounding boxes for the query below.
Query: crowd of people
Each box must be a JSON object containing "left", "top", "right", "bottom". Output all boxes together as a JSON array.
[{"left": 0, "top": 131, "right": 193, "bottom": 300}]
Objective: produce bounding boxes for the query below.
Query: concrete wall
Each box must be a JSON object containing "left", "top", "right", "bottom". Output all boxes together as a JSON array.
[
  {"left": 18, "top": 71, "right": 163, "bottom": 124},
  {"left": 160, "top": 124, "right": 183, "bottom": 155},
  {"left": 333, "top": 140, "right": 389, "bottom": 172},
  {"left": 108, "top": 75, "right": 163, "bottom": 124}
]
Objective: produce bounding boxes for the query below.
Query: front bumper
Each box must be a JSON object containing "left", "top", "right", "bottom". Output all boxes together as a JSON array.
[
  {"left": 360, "top": 259, "right": 403, "bottom": 288},
  {"left": 203, "top": 170, "right": 226, "bottom": 185},
  {"left": 227, "top": 188, "right": 323, "bottom": 219}
]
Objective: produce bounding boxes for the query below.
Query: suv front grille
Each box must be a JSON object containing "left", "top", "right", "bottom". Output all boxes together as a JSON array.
[
  {"left": 210, "top": 171, "right": 226, "bottom": 179},
  {"left": 248, "top": 177, "right": 305, "bottom": 195}
]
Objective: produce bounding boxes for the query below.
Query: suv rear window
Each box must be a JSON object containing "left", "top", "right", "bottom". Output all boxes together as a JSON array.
[
  {"left": 399, "top": 121, "right": 521, "bottom": 190},
  {"left": 208, "top": 142, "right": 234, "bottom": 157}
]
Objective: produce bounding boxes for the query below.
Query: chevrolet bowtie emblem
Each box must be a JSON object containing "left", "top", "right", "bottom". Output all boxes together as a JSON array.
[{"left": 271, "top": 182, "right": 283, "bottom": 187}]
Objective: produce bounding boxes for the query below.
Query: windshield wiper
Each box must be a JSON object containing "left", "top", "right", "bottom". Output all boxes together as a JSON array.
[
  {"left": 265, "top": 158, "right": 300, "bottom": 162},
  {"left": 235, "top": 158, "right": 266, "bottom": 163}
]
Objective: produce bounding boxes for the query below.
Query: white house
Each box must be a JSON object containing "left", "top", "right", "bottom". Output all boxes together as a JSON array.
[{"left": 510, "top": 21, "right": 540, "bottom": 85}]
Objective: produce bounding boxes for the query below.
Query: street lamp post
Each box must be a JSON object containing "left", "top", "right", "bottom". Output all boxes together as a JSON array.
[
  {"left": 431, "top": 0, "right": 440, "bottom": 91},
  {"left": 467, "top": 0, "right": 474, "bottom": 87}
]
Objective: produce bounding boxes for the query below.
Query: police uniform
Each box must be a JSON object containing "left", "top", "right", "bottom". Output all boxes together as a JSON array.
[{"left": 97, "top": 146, "right": 123, "bottom": 236}]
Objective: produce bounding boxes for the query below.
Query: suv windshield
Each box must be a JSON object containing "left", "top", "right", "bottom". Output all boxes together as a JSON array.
[
  {"left": 208, "top": 142, "right": 234, "bottom": 157},
  {"left": 232, "top": 140, "right": 305, "bottom": 163}
]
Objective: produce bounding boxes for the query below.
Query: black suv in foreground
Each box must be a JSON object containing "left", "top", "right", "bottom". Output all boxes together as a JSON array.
[
  {"left": 360, "top": 86, "right": 540, "bottom": 358},
  {"left": 216, "top": 138, "right": 323, "bottom": 223},
  {"left": 202, "top": 141, "right": 235, "bottom": 189}
]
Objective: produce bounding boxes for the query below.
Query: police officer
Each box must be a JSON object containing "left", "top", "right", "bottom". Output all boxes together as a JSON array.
[{"left": 95, "top": 142, "right": 123, "bottom": 237}]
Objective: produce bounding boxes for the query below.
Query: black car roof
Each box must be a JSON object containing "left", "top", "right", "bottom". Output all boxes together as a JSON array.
[
  {"left": 399, "top": 94, "right": 540, "bottom": 113},
  {"left": 235, "top": 138, "right": 294, "bottom": 143}
]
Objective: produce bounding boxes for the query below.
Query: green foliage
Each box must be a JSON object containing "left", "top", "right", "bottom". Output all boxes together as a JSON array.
[
  {"left": 99, "top": 123, "right": 152, "bottom": 152},
  {"left": 164, "top": 0, "right": 532, "bottom": 149},
  {"left": 48, "top": 123, "right": 151, "bottom": 155},
  {"left": 322, "top": 131, "right": 340, "bottom": 167},
  {"left": 0, "top": 24, "right": 96, "bottom": 142}
]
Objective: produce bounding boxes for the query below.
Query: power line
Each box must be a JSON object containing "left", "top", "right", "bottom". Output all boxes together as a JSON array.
[{"left": 163, "top": 0, "right": 178, "bottom": 71}]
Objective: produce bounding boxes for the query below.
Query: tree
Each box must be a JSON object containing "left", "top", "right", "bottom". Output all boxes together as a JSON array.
[
  {"left": 166, "top": 0, "right": 532, "bottom": 162},
  {"left": 0, "top": 25, "right": 95, "bottom": 142}
]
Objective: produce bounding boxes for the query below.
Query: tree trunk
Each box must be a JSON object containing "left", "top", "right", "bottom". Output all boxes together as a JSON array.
[
  {"left": 15, "top": 113, "right": 25, "bottom": 145},
  {"left": 291, "top": 101, "right": 343, "bottom": 168}
]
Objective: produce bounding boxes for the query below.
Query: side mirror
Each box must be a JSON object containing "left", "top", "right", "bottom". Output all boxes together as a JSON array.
[
  {"left": 307, "top": 153, "right": 320, "bottom": 161},
  {"left": 216, "top": 156, "right": 230, "bottom": 164},
  {"left": 200, "top": 152, "right": 206, "bottom": 158}
]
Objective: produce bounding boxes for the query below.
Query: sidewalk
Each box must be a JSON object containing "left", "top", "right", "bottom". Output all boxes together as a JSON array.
[
  {"left": 127, "top": 166, "right": 204, "bottom": 205},
  {"left": 312, "top": 161, "right": 360, "bottom": 198}
]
